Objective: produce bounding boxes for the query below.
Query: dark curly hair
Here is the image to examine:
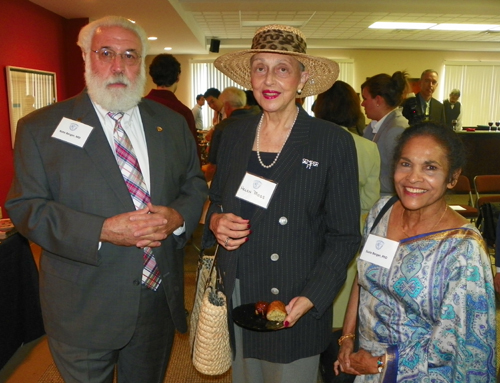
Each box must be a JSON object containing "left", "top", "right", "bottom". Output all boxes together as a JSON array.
[
  {"left": 361, "top": 71, "right": 409, "bottom": 107},
  {"left": 203, "top": 88, "right": 220, "bottom": 99},
  {"left": 392, "top": 122, "right": 467, "bottom": 182},
  {"left": 149, "top": 54, "right": 180, "bottom": 87},
  {"left": 314, "top": 81, "right": 363, "bottom": 130}
]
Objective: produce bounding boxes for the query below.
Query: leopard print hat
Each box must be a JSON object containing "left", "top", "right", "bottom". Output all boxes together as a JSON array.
[{"left": 214, "top": 24, "right": 339, "bottom": 98}]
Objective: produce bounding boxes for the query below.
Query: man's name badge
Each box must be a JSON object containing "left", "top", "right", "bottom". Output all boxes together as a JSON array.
[
  {"left": 52, "top": 117, "right": 93, "bottom": 148},
  {"left": 235, "top": 172, "right": 277, "bottom": 209},
  {"left": 359, "top": 234, "right": 399, "bottom": 269}
]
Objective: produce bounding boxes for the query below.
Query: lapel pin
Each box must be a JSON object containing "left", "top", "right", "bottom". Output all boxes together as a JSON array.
[
  {"left": 302, "top": 158, "right": 319, "bottom": 169},
  {"left": 157, "top": 126, "right": 163, "bottom": 132}
]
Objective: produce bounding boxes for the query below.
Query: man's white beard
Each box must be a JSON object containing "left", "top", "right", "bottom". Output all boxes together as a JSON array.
[{"left": 85, "top": 62, "right": 146, "bottom": 112}]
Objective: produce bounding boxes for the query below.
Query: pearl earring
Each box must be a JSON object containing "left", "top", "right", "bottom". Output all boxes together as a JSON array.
[{"left": 297, "top": 89, "right": 302, "bottom": 95}]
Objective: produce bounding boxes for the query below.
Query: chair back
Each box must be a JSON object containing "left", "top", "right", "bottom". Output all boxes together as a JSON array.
[
  {"left": 474, "top": 175, "right": 500, "bottom": 206},
  {"left": 452, "top": 175, "right": 474, "bottom": 206},
  {"left": 477, "top": 195, "right": 500, "bottom": 208}
]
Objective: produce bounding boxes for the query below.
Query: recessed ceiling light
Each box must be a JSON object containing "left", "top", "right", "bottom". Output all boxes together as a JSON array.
[
  {"left": 241, "top": 20, "right": 304, "bottom": 27},
  {"left": 369, "top": 22, "right": 436, "bottom": 30},
  {"left": 164, "top": 47, "right": 172, "bottom": 51},
  {"left": 148, "top": 36, "right": 158, "bottom": 41},
  {"left": 430, "top": 24, "right": 499, "bottom": 31}
]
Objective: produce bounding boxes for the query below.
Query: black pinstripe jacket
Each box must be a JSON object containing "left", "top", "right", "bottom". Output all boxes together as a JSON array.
[{"left": 202, "top": 108, "right": 361, "bottom": 363}]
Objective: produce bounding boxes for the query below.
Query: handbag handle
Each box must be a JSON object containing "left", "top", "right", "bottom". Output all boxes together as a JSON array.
[
  {"left": 204, "top": 244, "right": 220, "bottom": 290},
  {"left": 370, "top": 195, "right": 399, "bottom": 233}
]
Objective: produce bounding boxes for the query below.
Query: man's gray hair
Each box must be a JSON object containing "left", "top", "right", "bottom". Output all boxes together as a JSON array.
[
  {"left": 449, "top": 89, "right": 461, "bottom": 97},
  {"left": 220, "top": 87, "right": 247, "bottom": 108},
  {"left": 420, "top": 69, "right": 438, "bottom": 79},
  {"left": 77, "top": 16, "right": 149, "bottom": 59}
]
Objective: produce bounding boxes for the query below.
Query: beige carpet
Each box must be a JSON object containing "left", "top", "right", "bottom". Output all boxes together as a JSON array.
[{"left": 36, "top": 269, "right": 231, "bottom": 383}]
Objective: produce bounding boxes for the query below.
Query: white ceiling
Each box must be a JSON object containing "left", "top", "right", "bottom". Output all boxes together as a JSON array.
[{"left": 30, "top": 0, "right": 500, "bottom": 55}]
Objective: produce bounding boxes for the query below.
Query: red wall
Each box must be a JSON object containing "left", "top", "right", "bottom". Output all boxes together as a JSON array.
[{"left": 0, "top": 0, "right": 87, "bottom": 217}]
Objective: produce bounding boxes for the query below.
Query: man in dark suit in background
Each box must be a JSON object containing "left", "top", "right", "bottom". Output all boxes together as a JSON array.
[
  {"left": 403, "top": 69, "right": 445, "bottom": 126},
  {"left": 6, "top": 16, "right": 207, "bottom": 383}
]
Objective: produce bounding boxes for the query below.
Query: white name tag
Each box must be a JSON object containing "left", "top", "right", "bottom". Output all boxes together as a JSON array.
[
  {"left": 359, "top": 234, "right": 399, "bottom": 269},
  {"left": 235, "top": 172, "right": 277, "bottom": 209},
  {"left": 52, "top": 117, "right": 93, "bottom": 148}
]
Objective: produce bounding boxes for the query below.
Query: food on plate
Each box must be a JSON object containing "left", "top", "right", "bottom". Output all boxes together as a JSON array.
[
  {"left": 254, "top": 301, "right": 269, "bottom": 317},
  {"left": 266, "top": 300, "right": 287, "bottom": 322}
]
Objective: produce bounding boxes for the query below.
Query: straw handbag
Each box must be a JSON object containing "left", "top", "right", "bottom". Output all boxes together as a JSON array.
[{"left": 190, "top": 245, "right": 231, "bottom": 375}]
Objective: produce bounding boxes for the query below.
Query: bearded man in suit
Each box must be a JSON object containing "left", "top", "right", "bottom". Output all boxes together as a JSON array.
[{"left": 6, "top": 16, "right": 207, "bottom": 383}]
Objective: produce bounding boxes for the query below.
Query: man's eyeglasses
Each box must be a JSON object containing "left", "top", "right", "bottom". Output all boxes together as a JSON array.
[{"left": 92, "top": 48, "right": 141, "bottom": 65}]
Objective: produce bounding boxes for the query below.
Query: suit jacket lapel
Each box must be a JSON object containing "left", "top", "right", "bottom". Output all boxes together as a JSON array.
[
  {"left": 373, "top": 109, "right": 395, "bottom": 143},
  {"left": 74, "top": 91, "right": 136, "bottom": 210},
  {"left": 250, "top": 108, "right": 310, "bottom": 225},
  {"left": 138, "top": 100, "right": 169, "bottom": 203}
]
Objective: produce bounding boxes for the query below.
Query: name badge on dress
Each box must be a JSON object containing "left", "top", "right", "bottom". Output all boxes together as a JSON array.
[
  {"left": 359, "top": 234, "right": 399, "bottom": 269},
  {"left": 235, "top": 172, "right": 277, "bottom": 209},
  {"left": 52, "top": 117, "right": 93, "bottom": 148}
]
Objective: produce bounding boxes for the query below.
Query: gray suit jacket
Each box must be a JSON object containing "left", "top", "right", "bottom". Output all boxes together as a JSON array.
[
  {"left": 6, "top": 91, "right": 207, "bottom": 349},
  {"left": 203, "top": 109, "right": 361, "bottom": 363},
  {"left": 364, "top": 108, "right": 408, "bottom": 195}
]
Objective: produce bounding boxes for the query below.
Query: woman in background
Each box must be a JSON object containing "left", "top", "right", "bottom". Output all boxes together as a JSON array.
[
  {"left": 361, "top": 71, "right": 409, "bottom": 196},
  {"left": 314, "top": 80, "right": 380, "bottom": 226}
]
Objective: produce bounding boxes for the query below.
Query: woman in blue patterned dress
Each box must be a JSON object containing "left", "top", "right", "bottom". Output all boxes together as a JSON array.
[{"left": 335, "top": 122, "right": 496, "bottom": 382}]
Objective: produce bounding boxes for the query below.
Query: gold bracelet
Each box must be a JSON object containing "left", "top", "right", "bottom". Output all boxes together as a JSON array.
[{"left": 337, "top": 333, "right": 355, "bottom": 346}]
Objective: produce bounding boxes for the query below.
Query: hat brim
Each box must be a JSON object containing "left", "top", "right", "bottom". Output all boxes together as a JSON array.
[{"left": 214, "top": 49, "right": 339, "bottom": 98}]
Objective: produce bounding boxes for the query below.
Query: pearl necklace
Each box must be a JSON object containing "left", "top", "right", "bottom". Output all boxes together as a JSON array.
[
  {"left": 256, "top": 107, "right": 299, "bottom": 169},
  {"left": 401, "top": 204, "right": 448, "bottom": 238}
]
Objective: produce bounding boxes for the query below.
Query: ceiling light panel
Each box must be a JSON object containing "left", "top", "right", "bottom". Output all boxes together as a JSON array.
[
  {"left": 369, "top": 22, "right": 436, "bottom": 29},
  {"left": 430, "top": 24, "right": 499, "bottom": 31}
]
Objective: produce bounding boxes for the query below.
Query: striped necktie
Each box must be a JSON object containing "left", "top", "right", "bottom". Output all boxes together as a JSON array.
[{"left": 108, "top": 112, "right": 161, "bottom": 291}]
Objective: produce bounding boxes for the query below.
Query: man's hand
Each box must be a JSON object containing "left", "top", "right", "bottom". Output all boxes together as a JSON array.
[
  {"left": 100, "top": 204, "right": 184, "bottom": 248},
  {"left": 130, "top": 203, "right": 184, "bottom": 248},
  {"left": 100, "top": 207, "right": 167, "bottom": 247}
]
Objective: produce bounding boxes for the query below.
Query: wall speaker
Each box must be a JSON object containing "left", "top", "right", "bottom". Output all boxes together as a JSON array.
[{"left": 209, "top": 39, "right": 220, "bottom": 53}]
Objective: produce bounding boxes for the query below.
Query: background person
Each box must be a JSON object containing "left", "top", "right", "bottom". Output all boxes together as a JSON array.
[
  {"left": 335, "top": 122, "right": 496, "bottom": 382},
  {"left": 402, "top": 69, "right": 445, "bottom": 126},
  {"left": 6, "top": 16, "right": 207, "bottom": 383},
  {"left": 203, "top": 24, "right": 361, "bottom": 383},
  {"left": 443, "top": 88, "right": 461, "bottom": 130},
  {"left": 203, "top": 87, "right": 259, "bottom": 182},
  {"left": 207, "top": 87, "right": 260, "bottom": 167},
  {"left": 192, "top": 93, "right": 205, "bottom": 131},
  {"left": 314, "top": 80, "right": 380, "bottom": 227},
  {"left": 203, "top": 87, "right": 224, "bottom": 126},
  {"left": 362, "top": 71, "right": 409, "bottom": 196},
  {"left": 145, "top": 53, "right": 201, "bottom": 161}
]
